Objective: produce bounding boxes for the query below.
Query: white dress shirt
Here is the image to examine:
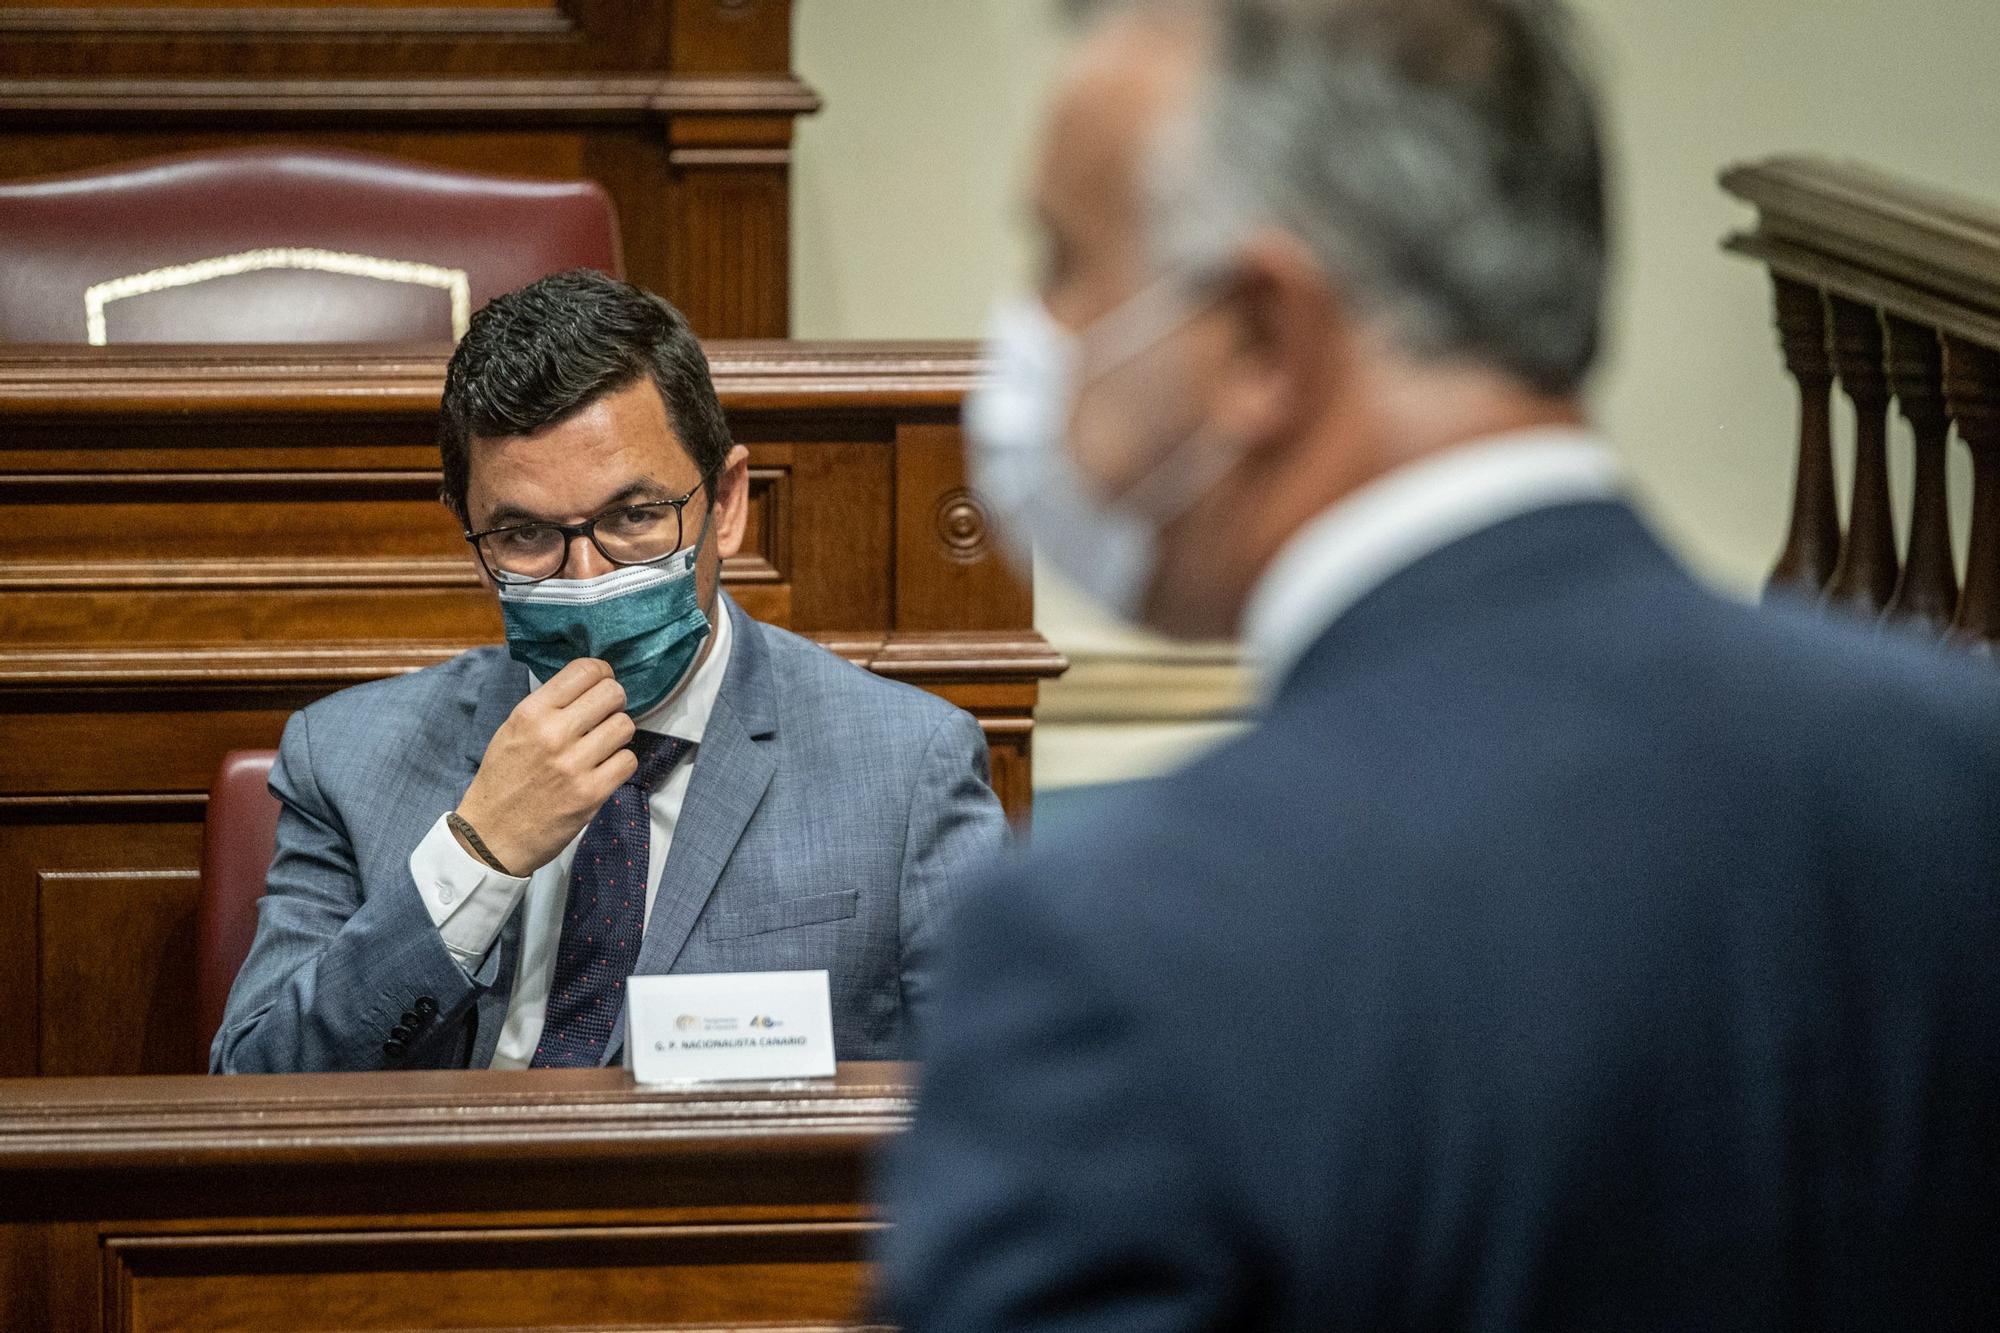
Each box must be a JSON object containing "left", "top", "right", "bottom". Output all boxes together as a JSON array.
[
  {"left": 1239, "top": 428, "right": 1622, "bottom": 693},
  {"left": 407, "top": 598, "right": 734, "bottom": 1068}
]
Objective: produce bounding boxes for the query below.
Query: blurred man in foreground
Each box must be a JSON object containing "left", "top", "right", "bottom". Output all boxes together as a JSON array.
[{"left": 879, "top": 1, "right": 2000, "bottom": 1327}]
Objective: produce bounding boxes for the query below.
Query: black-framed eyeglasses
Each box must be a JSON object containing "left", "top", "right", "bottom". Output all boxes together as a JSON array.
[{"left": 464, "top": 477, "right": 711, "bottom": 586}]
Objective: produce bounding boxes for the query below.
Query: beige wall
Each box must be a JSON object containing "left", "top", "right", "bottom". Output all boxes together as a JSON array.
[{"left": 792, "top": 0, "right": 2000, "bottom": 786}]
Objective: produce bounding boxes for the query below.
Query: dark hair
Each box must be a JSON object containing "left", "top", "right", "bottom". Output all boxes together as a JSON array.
[{"left": 438, "top": 269, "right": 732, "bottom": 523}]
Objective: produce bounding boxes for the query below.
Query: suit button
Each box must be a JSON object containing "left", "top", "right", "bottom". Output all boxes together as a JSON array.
[
  {"left": 389, "top": 1025, "right": 413, "bottom": 1042},
  {"left": 399, "top": 1011, "right": 420, "bottom": 1029},
  {"left": 383, "top": 1040, "right": 406, "bottom": 1058},
  {"left": 414, "top": 997, "right": 438, "bottom": 1017}
]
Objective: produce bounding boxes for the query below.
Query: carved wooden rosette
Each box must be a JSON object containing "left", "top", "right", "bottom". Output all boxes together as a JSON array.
[
  {"left": 1822, "top": 295, "right": 1900, "bottom": 612},
  {"left": 1943, "top": 335, "right": 2000, "bottom": 648},
  {"left": 1883, "top": 313, "right": 1959, "bottom": 629},
  {"left": 1765, "top": 275, "right": 1840, "bottom": 596}
]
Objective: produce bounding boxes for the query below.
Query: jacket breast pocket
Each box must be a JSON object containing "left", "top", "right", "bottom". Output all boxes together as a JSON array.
[{"left": 701, "top": 889, "right": 860, "bottom": 942}]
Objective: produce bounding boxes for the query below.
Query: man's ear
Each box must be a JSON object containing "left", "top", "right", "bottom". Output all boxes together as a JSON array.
[
  {"left": 711, "top": 443, "right": 752, "bottom": 561},
  {"left": 1209, "top": 228, "right": 1349, "bottom": 466}
]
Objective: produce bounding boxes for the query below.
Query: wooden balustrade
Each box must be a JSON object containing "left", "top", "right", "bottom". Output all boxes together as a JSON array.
[
  {"left": 1766, "top": 276, "right": 1841, "bottom": 592},
  {"left": 1723, "top": 155, "right": 2000, "bottom": 652},
  {"left": 1823, "top": 294, "right": 1900, "bottom": 611},
  {"left": 1883, "top": 314, "right": 1958, "bottom": 627}
]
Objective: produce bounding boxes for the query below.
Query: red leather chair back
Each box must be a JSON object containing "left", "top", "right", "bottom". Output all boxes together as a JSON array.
[
  {"left": 0, "top": 147, "right": 623, "bottom": 344},
  {"left": 197, "top": 749, "right": 282, "bottom": 1066}
]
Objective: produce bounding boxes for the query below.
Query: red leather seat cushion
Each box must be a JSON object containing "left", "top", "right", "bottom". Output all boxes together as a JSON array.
[
  {"left": 196, "top": 749, "right": 281, "bottom": 1064},
  {"left": 0, "top": 147, "right": 623, "bottom": 343}
]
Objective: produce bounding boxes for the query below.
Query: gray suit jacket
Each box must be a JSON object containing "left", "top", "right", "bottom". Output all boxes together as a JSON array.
[{"left": 212, "top": 597, "right": 1006, "bottom": 1072}]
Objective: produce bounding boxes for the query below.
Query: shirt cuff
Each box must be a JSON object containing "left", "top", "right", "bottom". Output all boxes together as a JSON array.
[{"left": 408, "top": 813, "right": 530, "bottom": 971}]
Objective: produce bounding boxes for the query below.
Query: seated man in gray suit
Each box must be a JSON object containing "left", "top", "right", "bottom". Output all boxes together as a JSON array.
[{"left": 213, "top": 269, "right": 1005, "bottom": 1073}]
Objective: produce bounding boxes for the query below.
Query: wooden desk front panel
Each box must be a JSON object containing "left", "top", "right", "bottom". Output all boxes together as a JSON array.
[
  {"left": 0, "top": 1065, "right": 911, "bottom": 1332},
  {"left": 0, "top": 343, "right": 1063, "bottom": 1078},
  {"left": 107, "top": 1226, "right": 879, "bottom": 1332}
]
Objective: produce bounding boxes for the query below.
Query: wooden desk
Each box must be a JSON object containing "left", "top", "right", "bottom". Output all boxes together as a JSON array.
[
  {"left": 0, "top": 0, "right": 812, "bottom": 339},
  {"left": 0, "top": 1063, "right": 913, "bottom": 1331}
]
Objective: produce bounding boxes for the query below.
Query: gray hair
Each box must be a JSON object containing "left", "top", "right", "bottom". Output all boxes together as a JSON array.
[{"left": 1142, "top": 0, "right": 1610, "bottom": 396}]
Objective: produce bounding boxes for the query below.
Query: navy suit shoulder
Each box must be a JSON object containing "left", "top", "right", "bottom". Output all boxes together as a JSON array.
[{"left": 883, "top": 502, "right": 2000, "bottom": 1331}]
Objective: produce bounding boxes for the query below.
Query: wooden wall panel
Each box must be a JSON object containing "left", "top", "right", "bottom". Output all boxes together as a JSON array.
[
  {"left": 0, "top": 341, "right": 1066, "bottom": 1078},
  {"left": 39, "top": 870, "right": 200, "bottom": 1077},
  {"left": 894, "top": 420, "right": 1033, "bottom": 633},
  {"left": 110, "top": 1226, "right": 879, "bottom": 1332},
  {"left": 0, "top": 813, "right": 204, "bottom": 1078}
]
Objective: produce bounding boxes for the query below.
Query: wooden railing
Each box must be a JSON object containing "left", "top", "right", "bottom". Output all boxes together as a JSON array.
[{"left": 1722, "top": 156, "right": 2000, "bottom": 649}]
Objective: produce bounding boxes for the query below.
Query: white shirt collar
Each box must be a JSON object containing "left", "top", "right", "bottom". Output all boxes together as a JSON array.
[
  {"left": 525, "top": 595, "right": 733, "bottom": 745},
  {"left": 1240, "top": 427, "right": 1621, "bottom": 694}
]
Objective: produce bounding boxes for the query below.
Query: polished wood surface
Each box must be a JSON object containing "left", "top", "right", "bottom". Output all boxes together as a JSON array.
[
  {"left": 0, "top": 341, "right": 1064, "bottom": 1078},
  {"left": 1764, "top": 275, "right": 1840, "bottom": 596},
  {"left": 0, "top": 0, "right": 810, "bottom": 338},
  {"left": 0, "top": 1062, "right": 912, "bottom": 1331},
  {"left": 1943, "top": 336, "right": 2000, "bottom": 647},
  {"left": 1822, "top": 294, "right": 1899, "bottom": 612},
  {"left": 1723, "top": 155, "right": 2000, "bottom": 648},
  {"left": 1884, "top": 313, "right": 1959, "bottom": 628}
]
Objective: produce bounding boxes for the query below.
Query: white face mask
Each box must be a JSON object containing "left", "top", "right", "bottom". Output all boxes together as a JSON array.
[{"left": 965, "top": 277, "right": 1239, "bottom": 624}]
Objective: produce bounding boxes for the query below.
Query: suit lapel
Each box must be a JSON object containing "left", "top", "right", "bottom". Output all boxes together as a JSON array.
[
  {"left": 463, "top": 648, "right": 530, "bottom": 770},
  {"left": 602, "top": 600, "right": 777, "bottom": 1063}
]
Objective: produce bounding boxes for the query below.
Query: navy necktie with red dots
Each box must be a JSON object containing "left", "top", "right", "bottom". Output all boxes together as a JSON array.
[{"left": 530, "top": 731, "right": 694, "bottom": 1069}]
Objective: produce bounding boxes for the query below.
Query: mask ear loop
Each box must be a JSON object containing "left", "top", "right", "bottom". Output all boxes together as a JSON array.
[
  {"left": 1110, "top": 423, "right": 1245, "bottom": 529},
  {"left": 1074, "top": 268, "right": 1245, "bottom": 531},
  {"left": 680, "top": 468, "right": 723, "bottom": 571}
]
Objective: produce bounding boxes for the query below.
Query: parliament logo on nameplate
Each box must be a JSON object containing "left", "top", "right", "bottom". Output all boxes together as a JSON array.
[{"left": 625, "top": 970, "right": 837, "bottom": 1085}]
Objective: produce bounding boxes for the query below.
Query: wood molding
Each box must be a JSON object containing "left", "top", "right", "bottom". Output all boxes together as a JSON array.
[
  {"left": 0, "top": 341, "right": 979, "bottom": 417},
  {"left": 0, "top": 1065, "right": 913, "bottom": 1182},
  {"left": 1724, "top": 233, "right": 2000, "bottom": 353},
  {"left": 0, "top": 5, "right": 579, "bottom": 37},
  {"left": 0, "top": 633, "right": 1067, "bottom": 690},
  {"left": 668, "top": 146, "right": 793, "bottom": 168},
  {"left": 0, "top": 75, "right": 822, "bottom": 121},
  {"left": 1723, "top": 156, "right": 2000, "bottom": 350},
  {"left": 0, "top": 557, "right": 478, "bottom": 592}
]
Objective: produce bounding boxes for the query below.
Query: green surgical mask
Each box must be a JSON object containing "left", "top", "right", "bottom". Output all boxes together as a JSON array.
[{"left": 496, "top": 533, "right": 710, "bottom": 718}]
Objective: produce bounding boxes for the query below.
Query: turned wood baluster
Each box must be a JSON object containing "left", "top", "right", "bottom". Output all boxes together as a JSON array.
[
  {"left": 1882, "top": 314, "right": 1959, "bottom": 629},
  {"left": 1943, "top": 335, "right": 2000, "bottom": 650},
  {"left": 1766, "top": 277, "right": 1842, "bottom": 596},
  {"left": 1823, "top": 296, "right": 1901, "bottom": 611}
]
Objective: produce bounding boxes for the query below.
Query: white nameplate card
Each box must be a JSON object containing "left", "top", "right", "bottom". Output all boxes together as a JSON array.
[{"left": 625, "top": 970, "right": 837, "bottom": 1085}]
